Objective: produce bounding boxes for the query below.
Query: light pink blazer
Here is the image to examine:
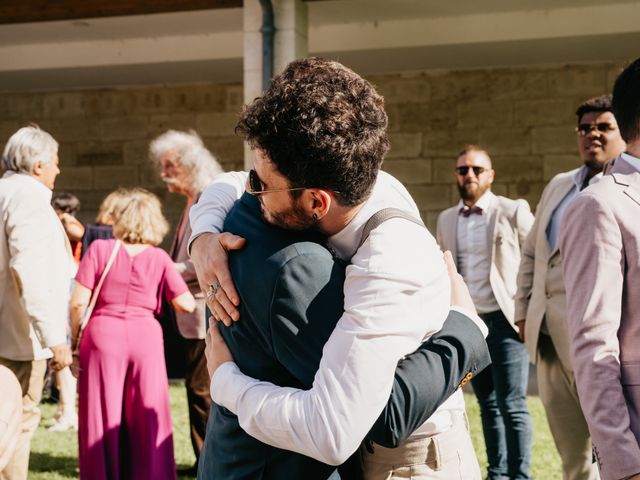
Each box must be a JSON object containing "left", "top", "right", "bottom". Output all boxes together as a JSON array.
[{"left": 560, "top": 156, "right": 640, "bottom": 480}]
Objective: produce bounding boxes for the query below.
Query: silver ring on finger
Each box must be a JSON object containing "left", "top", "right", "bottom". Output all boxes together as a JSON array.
[{"left": 207, "top": 281, "right": 221, "bottom": 300}]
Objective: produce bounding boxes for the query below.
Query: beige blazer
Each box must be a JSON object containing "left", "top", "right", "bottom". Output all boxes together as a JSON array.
[
  {"left": 514, "top": 169, "right": 578, "bottom": 369},
  {"left": 437, "top": 193, "right": 533, "bottom": 329},
  {"left": 0, "top": 172, "right": 74, "bottom": 361},
  {"left": 170, "top": 203, "right": 206, "bottom": 339},
  {"left": 560, "top": 156, "right": 640, "bottom": 480}
]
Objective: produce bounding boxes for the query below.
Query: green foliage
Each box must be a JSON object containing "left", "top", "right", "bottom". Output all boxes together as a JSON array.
[{"left": 29, "top": 387, "right": 561, "bottom": 479}]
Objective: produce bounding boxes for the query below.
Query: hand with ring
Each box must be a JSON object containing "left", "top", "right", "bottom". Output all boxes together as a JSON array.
[
  {"left": 207, "top": 281, "right": 221, "bottom": 300},
  {"left": 192, "top": 232, "right": 247, "bottom": 326}
]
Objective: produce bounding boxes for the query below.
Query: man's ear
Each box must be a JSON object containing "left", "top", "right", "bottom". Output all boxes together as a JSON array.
[
  {"left": 32, "top": 161, "right": 44, "bottom": 176},
  {"left": 303, "top": 189, "right": 333, "bottom": 221}
]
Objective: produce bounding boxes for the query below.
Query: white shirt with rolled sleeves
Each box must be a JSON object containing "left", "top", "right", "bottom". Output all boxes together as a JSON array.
[{"left": 190, "top": 170, "right": 473, "bottom": 465}]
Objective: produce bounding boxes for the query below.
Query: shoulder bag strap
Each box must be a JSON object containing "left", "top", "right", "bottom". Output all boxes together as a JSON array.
[
  {"left": 78, "top": 240, "right": 121, "bottom": 335},
  {"left": 357, "top": 208, "right": 425, "bottom": 250}
]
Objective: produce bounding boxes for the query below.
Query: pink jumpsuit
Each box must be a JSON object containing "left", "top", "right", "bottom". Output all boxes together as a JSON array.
[{"left": 75, "top": 239, "right": 187, "bottom": 480}]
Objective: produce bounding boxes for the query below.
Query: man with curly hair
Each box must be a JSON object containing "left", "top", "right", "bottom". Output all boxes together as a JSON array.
[{"left": 191, "top": 58, "right": 485, "bottom": 479}]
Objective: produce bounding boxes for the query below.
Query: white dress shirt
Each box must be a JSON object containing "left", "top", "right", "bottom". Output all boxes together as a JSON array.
[
  {"left": 190, "top": 170, "right": 472, "bottom": 465},
  {"left": 546, "top": 164, "right": 602, "bottom": 251},
  {"left": 0, "top": 171, "right": 74, "bottom": 361},
  {"left": 456, "top": 191, "right": 500, "bottom": 314}
]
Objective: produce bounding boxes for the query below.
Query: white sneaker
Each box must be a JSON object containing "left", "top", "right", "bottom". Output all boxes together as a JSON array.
[{"left": 47, "top": 415, "right": 78, "bottom": 432}]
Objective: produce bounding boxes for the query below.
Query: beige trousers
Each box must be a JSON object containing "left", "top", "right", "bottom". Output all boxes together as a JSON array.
[
  {"left": 0, "top": 366, "right": 22, "bottom": 471},
  {"left": 0, "top": 358, "right": 46, "bottom": 480},
  {"left": 537, "top": 334, "right": 600, "bottom": 480},
  {"left": 362, "top": 412, "right": 481, "bottom": 480}
]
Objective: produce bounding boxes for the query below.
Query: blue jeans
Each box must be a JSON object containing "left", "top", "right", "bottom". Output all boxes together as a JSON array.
[{"left": 471, "top": 310, "right": 532, "bottom": 480}]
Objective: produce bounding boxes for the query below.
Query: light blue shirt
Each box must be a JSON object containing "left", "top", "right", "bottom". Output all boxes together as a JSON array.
[
  {"left": 546, "top": 165, "right": 602, "bottom": 252},
  {"left": 621, "top": 152, "right": 640, "bottom": 172}
]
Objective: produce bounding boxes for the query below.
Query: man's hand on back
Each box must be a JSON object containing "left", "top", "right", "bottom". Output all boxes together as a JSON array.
[
  {"left": 191, "top": 232, "right": 246, "bottom": 326},
  {"left": 205, "top": 320, "right": 235, "bottom": 380}
]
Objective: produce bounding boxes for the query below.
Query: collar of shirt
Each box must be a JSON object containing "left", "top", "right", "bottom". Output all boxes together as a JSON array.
[
  {"left": 2, "top": 170, "right": 53, "bottom": 202},
  {"left": 572, "top": 164, "right": 602, "bottom": 189},
  {"left": 621, "top": 152, "right": 640, "bottom": 172},
  {"left": 456, "top": 190, "right": 495, "bottom": 214},
  {"left": 327, "top": 171, "right": 419, "bottom": 261}
]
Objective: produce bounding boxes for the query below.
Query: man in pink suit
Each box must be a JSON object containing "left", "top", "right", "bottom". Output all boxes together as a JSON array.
[
  {"left": 560, "top": 57, "right": 640, "bottom": 480},
  {"left": 515, "top": 94, "right": 625, "bottom": 480}
]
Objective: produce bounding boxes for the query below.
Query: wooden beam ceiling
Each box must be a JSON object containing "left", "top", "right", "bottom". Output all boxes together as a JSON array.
[{"left": 0, "top": 0, "right": 243, "bottom": 25}]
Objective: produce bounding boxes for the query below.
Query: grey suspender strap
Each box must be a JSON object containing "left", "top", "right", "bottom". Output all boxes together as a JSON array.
[{"left": 357, "top": 208, "right": 426, "bottom": 250}]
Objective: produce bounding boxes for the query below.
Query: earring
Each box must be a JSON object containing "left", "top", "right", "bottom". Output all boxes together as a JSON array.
[{"left": 312, "top": 213, "right": 318, "bottom": 221}]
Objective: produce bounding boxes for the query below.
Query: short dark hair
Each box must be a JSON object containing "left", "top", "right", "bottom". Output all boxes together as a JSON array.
[
  {"left": 236, "top": 57, "right": 389, "bottom": 206},
  {"left": 457, "top": 144, "right": 489, "bottom": 159},
  {"left": 612, "top": 58, "right": 640, "bottom": 143},
  {"left": 575, "top": 94, "right": 613, "bottom": 122},
  {"left": 51, "top": 192, "right": 80, "bottom": 215}
]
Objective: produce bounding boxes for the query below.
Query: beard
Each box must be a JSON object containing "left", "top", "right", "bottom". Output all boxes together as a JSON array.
[
  {"left": 583, "top": 156, "right": 606, "bottom": 174},
  {"left": 458, "top": 181, "right": 490, "bottom": 204},
  {"left": 261, "top": 201, "right": 316, "bottom": 232}
]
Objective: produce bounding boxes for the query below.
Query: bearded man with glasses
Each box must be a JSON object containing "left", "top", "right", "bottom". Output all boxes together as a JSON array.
[
  {"left": 189, "top": 58, "right": 491, "bottom": 479},
  {"left": 514, "top": 94, "right": 626, "bottom": 480},
  {"left": 436, "top": 145, "right": 535, "bottom": 480}
]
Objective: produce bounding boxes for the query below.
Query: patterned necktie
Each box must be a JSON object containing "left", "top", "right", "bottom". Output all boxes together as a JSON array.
[{"left": 459, "top": 205, "right": 483, "bottom": 217}]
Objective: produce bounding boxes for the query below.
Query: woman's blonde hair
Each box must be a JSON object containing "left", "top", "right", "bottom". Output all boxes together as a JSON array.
[
  {"left": 95, "top": 189, "right": 130, "bottom": 225},
  {"left": 110, "top": 188, "right": 169, "bottom": 245}
]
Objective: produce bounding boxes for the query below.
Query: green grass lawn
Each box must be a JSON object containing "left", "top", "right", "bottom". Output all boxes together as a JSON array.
[
  {"left": 465, "top": 392, "right": 562, "bottom": 479},
  {"left": 29, "top": 386, "right": 561, "bottom": 479}
]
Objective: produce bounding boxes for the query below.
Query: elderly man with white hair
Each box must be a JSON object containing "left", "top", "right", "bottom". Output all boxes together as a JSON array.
[
  {"left": 0, "top": 125, "right": 74, "bottom": 480},
  {"left": 149, "top": 129, "right": 222, "bottom": 474}
]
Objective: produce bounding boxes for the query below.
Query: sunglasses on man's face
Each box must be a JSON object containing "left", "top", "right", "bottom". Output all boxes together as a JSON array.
[
  {"left": 575, "top": 122, "right": 616, "bottom": 136},
  {"left": 247, "top": 169, "right": 307, "bottom": 196},
  {"left": 456, "top": 166, "right": 488, "bottom": 176}
]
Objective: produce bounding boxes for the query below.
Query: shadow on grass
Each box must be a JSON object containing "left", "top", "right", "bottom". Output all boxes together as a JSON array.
[
  {"left": 176, "top": 463, "right": 198, "bottom": 479},
  {"left": 29, "top": 452, "right": 77, "bottom": 477}
]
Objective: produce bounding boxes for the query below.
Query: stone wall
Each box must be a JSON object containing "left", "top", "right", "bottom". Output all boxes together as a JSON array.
[
  {"left": 0, "top": 62, "right": 621, "bottom": 237},
  {"left": 0, "top": 83, "right": 245, "bottom": 239},
  {"left": 371, "top": 62, "right": 621, "bottom": 231}
]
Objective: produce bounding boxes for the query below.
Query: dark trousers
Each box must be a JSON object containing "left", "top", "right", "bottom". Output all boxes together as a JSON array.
[
  {"left": 471, "top": 310, "right": 532, "bottom": 480},
  {"left": 185, "top": 338, "right": 212, "bottom": 460}
]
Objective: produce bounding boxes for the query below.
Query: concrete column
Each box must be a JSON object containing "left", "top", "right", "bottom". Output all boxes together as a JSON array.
[
  {"left": 242, "top": 0, "right": 308, "bottom": 168},
  {"left": 273, "top": 0, "right": 308, "bottom": 76},
  {"left": 243, "top": 0, "right": 263, "bottom": 169}
]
